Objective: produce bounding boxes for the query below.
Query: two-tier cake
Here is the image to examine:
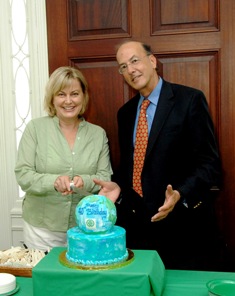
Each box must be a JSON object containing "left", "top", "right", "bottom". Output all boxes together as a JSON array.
[{"left": 65, "top": 195, "right": 128, "bottom": 266}]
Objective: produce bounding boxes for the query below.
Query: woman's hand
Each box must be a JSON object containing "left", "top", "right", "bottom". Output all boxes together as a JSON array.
[
  {"left": 72, "top": 175, "right": 84, "bottom": 188},
  {"left": 54, "top": 175, "right": 72, "bottom": 195}
]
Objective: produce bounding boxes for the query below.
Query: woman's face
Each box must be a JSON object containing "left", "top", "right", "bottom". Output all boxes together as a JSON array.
[{"left": 53, "top": 78, "right": 84, "bottom": 122}]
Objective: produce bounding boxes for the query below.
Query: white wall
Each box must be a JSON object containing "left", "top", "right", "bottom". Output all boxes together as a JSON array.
[{"left": 0, "top": 0, "right": 49, "bottom": 249}]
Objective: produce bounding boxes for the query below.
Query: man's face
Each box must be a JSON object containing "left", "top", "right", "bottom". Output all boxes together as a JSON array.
[{"left": 116, "top": 42, "right": 157, "bottom": 96}]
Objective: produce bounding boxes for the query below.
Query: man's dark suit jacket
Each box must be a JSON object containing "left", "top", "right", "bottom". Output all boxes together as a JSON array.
[{"left": 115, "top": 79, "right": 222, "bottom": 270}]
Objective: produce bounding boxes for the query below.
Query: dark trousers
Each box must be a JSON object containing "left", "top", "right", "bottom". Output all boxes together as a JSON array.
[{"left": 116, "top": 192, "right": 226, "bottom": 271}]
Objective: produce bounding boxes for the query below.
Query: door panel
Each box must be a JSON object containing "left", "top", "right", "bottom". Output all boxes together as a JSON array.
[
  {"left": 68, "top": 0, "right": 130, "bottom": 39},
  {"left": 46, "top": 0, "right": 235, "bottom": 268},
  {"left": 158, "top": 52, "right": 220, "bottom": 130},
  {"left": 152, "top": 0, "right": 219, "bottom": 33}
]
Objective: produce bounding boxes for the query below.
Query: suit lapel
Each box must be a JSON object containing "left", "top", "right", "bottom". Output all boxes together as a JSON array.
[
  {"left": 118, "top": 94, "right": 139, "bottom": 167},
  {"left": 146, "top": 81, "right": 175, "bottom": 157},
  {"left": 124, "top": 95, "right": 140, "bottom": 144}
]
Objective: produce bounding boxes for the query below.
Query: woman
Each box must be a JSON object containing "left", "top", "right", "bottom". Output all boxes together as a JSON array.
[{"left": 15, "top": 66, "right": 113, "bottom": 251}]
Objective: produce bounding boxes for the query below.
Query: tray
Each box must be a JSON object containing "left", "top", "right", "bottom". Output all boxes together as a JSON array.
[{"left": 0, "top": 265, "right": 32, "bottom": 277}]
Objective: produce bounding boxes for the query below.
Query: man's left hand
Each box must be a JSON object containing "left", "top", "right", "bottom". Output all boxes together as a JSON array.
[{"left": 151, "top": 184, "right": 181, "bottom": 222}]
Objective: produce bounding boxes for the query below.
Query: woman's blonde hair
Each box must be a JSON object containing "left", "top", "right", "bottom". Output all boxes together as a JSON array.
[{"left": 44, "top": 66, "right": 89, "bottom": 116}]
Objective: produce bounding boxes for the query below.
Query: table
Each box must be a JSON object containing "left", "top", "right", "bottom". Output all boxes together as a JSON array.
[
  {"left": 15, "top": 269, "right": 235, "bottom": 296},
  {"left": 15, "top": 270, "right": 235, "bottom": 296},
  {"left": 163, "top": 270, "right": 235, "bottom": 296},
  {"left": 32, "top": 247, "right": 165, "bottom": 296},
  {"left": 12, "top": 248, "right": 235, "bottom": 296}
]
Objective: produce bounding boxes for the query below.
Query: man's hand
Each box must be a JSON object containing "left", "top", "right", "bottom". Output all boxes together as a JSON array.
[
  {"left": 93, "top": 179, "right": 121, "bottom": 203},
  {"left": 151, "top": 185, "right": 181, "bottom": 222}
]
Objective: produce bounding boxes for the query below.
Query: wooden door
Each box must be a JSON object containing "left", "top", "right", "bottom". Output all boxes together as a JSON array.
[{"left": 46, "top": 0, "right": 235, "bottom": 268}]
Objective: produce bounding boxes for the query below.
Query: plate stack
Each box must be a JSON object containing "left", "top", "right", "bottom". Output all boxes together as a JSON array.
[{"left": 0, "top": 273, "right": 16, "bottom": 294}]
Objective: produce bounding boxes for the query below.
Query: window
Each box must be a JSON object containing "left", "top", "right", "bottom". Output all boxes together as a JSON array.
[{"left": 11, "top": 0, "right": 31, "bottom": 150}]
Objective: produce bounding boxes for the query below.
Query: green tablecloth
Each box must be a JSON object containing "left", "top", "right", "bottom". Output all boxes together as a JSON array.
[
  {"left": 32, "top": 247, "right": 165, "bottom": 296},
  {"left": 15, "top": 277, "right": 33, "bottom": 295},
  {"left": 13, "top": 248, "right": 235, "bottom": 296}
]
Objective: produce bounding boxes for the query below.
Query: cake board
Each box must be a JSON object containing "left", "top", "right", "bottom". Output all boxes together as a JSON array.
[{"left": 59, "top": 248, "right": 134, "bottom": 271}]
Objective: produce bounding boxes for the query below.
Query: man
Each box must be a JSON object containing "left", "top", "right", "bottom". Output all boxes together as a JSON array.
[{"left": 95, "top": 41, "right": 221, "bottom": 270}]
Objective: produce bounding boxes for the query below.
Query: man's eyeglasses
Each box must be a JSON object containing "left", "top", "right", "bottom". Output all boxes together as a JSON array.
[{"left": 118, "top": 55, "right": 150, "bottom": 74}]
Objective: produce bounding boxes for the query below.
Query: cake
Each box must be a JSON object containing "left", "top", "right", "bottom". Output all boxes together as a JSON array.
[{"left": 66, "top": 195, "right": 128, "bottom": 266}]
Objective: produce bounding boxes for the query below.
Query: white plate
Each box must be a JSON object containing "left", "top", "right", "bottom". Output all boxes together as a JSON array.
[{"left": 0, "top": 283, "right": 19, "bottom": 296}]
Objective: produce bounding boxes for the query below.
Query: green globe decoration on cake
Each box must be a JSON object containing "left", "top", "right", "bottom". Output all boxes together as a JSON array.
[{"left": 75, "top": 195, "right": 117, "bottom": 233}]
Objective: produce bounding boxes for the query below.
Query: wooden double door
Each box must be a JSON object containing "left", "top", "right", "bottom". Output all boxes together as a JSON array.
[{"left": 46, "top": 0, "right": 235, "bottom": 268}]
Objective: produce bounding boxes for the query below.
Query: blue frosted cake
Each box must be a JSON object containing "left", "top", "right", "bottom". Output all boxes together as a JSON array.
[{"left": 66, "top": 195, "right": 128, "bottom": 266}]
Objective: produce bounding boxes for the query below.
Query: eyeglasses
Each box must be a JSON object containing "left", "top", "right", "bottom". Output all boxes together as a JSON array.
[{"left": 118, "top": 55, "right": 150, "bottom": 74}]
